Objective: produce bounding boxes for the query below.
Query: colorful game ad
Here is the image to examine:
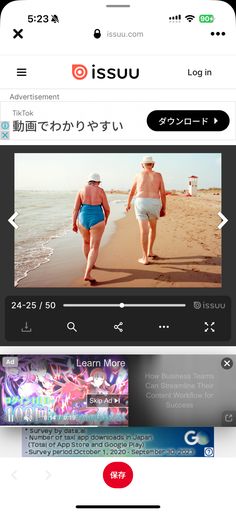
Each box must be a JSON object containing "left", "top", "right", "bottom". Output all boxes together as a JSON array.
[{"left": 0, "top": 356, "right": 128, "bottom": 426}]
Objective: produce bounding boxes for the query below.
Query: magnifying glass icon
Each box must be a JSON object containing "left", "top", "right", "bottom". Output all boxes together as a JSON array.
[{"left": 67, "top": 321, "right": 77, "bottom": 333}]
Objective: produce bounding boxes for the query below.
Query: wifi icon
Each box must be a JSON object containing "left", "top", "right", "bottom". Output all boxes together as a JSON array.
[{"left": 185, "top": 14, "right": 195, "bottom": 22}]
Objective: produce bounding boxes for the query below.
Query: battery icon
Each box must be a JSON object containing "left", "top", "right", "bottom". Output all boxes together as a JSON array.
[{"left": 199, "top": 14, "right": 215, "bottom": 23}]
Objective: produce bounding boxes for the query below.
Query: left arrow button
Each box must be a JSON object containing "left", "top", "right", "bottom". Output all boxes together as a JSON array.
[{"left": 8, "top": 212, "right": 19, "bottom": 229}]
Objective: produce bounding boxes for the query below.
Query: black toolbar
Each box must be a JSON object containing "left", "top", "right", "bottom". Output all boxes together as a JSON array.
[{"left": 5, "top": 296, "right": 230, "bottom": 346}]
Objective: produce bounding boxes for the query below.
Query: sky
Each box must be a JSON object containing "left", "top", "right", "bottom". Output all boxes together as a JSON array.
[{"left": 15, "top": 152, "right": 221, "bottom": 191}]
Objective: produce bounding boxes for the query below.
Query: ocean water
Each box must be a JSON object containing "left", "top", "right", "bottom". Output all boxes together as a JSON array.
[{"left": 15, "top": 191, "right": 127, "bottom": 286}]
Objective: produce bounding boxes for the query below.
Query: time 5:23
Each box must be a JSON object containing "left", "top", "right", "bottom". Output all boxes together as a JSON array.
[{"left": 28, "top": 15, "right": 49, "bottom": 23}]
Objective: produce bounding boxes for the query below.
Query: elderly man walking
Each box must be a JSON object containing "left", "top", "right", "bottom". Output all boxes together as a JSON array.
[{"left": 126, "top": 156, "right": 166, "bottom": 264}]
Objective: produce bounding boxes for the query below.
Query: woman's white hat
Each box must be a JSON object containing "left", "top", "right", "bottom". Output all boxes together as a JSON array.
[
  {"left": 141, "top": 156, "right": 155, "bottom": 164},
  {"left": 88, "top": 172, "right": 101, "bottom": 182}
]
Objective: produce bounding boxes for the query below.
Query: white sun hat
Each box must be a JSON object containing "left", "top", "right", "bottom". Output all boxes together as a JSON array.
[
  {"left": 88, "top": 172, "right": 101, "bottom": 182},
  {"left": 141, "top": 156, "right": 155, "bottom": 164}
]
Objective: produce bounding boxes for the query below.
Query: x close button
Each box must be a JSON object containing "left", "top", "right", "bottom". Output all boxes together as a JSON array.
[
  {"left": 221, "top": 358, "right": 233, "bottom": 370},
  {"left": 103, "top": 462, "right": 133, "bottom": 488},
  {"left": 13, "top": 29, "right": 24, "bottom": 39}
]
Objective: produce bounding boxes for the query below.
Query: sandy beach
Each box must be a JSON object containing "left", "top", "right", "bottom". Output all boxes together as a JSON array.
[{"left": 17, "top": 191, "right": 221, "bottom": 288}]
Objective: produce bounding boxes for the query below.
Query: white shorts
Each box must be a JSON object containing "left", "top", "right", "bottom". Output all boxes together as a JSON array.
[{"left": 134, "top": 197, "right": 162, "bottom": 220}]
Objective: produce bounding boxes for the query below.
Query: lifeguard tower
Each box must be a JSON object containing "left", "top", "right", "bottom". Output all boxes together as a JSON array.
[{"left": 188, "top": 175, "right": 198, "bottom": 197}]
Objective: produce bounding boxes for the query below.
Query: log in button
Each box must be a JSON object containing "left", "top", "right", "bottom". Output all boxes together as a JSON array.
[{"left": 147, "top": 110, "right": 230, "bottom": 131}]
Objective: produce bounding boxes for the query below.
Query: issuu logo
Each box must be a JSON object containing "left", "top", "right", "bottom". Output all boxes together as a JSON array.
[
  {"left": 72, "top": 64, "right": 88, "bottom": 80},
  {"left": 72, "top": 64, "right": 139, "bottom": 80},
  {"left": 184, "top": 430, "right": 210, "bottom": 446}
]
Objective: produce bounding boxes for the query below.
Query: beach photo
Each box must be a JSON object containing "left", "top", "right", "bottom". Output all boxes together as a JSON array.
[{"left": 14, "top": 152, "right": 222, "bottom": 288}]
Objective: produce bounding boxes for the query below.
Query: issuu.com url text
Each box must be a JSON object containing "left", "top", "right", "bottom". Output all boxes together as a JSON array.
[{"left": 107, "top": 31, "right": 144, "bottom": 38}]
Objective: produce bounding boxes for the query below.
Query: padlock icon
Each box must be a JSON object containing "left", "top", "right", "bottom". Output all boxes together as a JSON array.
[{"left": 94, "top": 29, "right": 101, "bottom": 39}]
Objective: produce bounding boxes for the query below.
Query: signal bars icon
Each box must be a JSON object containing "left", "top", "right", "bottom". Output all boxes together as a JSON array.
[{"left": 169, "top": 14, "right": 182, "bottom": 22}]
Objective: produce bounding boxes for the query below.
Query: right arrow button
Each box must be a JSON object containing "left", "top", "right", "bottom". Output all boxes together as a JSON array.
[{"left": 218, "top": 212, "right": 228, "bottom": 230}]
